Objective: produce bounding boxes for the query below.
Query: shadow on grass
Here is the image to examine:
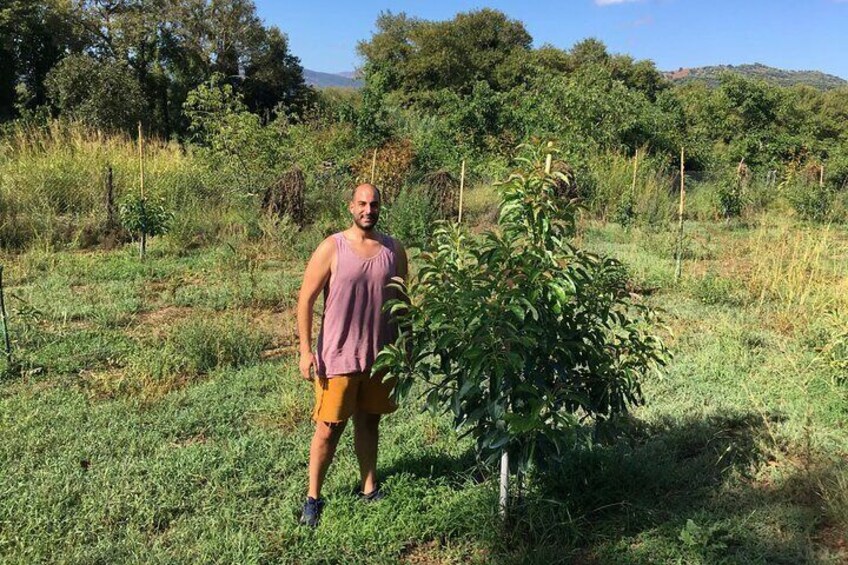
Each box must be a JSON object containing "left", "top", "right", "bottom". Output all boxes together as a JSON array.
[{"left": 385, "top": 410, "right": 837, "bottom": 564}]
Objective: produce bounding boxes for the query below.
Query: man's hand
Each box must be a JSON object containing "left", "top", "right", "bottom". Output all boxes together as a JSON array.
[{"left": 299, "top": 351, "right": 316, "bottom": 382}]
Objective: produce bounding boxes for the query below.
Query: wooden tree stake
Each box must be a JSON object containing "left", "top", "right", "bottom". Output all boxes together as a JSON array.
[
  {"left": 105, "top": 165, "right": 116, "bottom": 230},
  {"left": 820, "top": 164, "right": 824, "bottom": 188},
  {"left": 458, "top": 159, "right": 466, "bottom": 223},
  {"left": 631, "top": 149, "right": 639, "bottom": 198},
  {"left": 370, "top": 147, "right": 378, "bottom": 184},
  {"left": 674, "top": 147, "right": 686, "bottom": 281},
  {"left": 545, "top": 141, "right": 554, "bottom": 174}
]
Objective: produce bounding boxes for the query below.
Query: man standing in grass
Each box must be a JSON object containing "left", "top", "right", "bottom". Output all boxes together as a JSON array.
[{"left": 296, "top": 183, "right": 408, "bottom": 527}]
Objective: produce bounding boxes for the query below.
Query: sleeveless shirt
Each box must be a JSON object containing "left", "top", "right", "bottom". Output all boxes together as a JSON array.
[{"left": 315, "top": 232, "right": 399, "bottom": 378}]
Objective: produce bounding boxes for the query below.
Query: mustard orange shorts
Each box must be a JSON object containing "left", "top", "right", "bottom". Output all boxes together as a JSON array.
[{"left": 312, "top": 371, "right": 398, "bottom": 423}]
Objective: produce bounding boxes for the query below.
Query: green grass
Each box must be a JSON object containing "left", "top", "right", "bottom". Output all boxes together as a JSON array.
[{"left": 1, "top": 212, "right": 847, "bottom": 563}]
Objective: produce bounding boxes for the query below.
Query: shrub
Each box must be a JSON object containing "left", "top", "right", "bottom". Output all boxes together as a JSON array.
[
  {"left": 352, "top": 138, "right": 415, "bottom": 203},
  {"left": 716, "top": 177, "right": 745, "bottom": 219},
  {"left": 377, "top": 143, "right": 669, "bottom": 484},
  {"left": 383, "top": 187, "right": 436, "bottom": 250},
  {"left": 119, "top": 194, "right": 173, "bottom": 239},
  {"left": 691, "top": 272, "right": 744, "bottom": 306},
  {"left": 788, "top": 181, "right": 833, "bottom": 222}
]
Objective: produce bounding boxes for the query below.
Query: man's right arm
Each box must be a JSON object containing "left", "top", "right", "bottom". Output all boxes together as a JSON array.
[{"left": 296, "top": 237, "right": 334, "bottom": 381}]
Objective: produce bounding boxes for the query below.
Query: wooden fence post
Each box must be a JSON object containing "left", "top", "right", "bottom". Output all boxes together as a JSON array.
[{"left": 631, "top": 149, "right": 639, "bottom": 200}]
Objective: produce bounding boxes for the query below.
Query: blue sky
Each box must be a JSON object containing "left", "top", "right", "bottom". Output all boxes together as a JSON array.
[{"left": 255, "top": 0, "right": 848, "bottom": 79}]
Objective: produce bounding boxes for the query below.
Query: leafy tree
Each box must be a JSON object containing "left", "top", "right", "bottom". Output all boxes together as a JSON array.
[
  {"left": 358, "top": 9, "right": 532, "bottom": 101},
  {"left": 242, "top": 26, "right": 311, "bottom": 120},
  {"left": 46, "top": 53, "right": 146, "bottom": 131},
  {"left": 183, "top": 74, "right": 288, "bottom": 196},
  {"left": 376, "top": 144, "right": 668, "bottom": 509},
  {"left": 0, "top": 0, "right": 86, "bottom": 118}
]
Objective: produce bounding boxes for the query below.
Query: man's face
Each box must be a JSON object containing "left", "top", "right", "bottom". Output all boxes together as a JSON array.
[{"left": 349, "top": 186, "right": 381, "bottom": 231}]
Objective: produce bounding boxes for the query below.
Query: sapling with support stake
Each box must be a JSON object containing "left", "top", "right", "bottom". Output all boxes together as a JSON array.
[
  {"left": 120, "top": 123, "right": 172, "bottom": 256},
  {"left": 375, "top": 141, "right": 668, "bottom": 521}
]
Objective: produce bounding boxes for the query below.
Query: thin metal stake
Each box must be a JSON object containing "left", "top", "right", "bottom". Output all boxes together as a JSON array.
[{"left": 0, "top": 265, "right": 12, "bottom": 364}]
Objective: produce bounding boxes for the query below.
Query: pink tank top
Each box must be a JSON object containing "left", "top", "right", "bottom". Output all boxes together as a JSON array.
[{"left": 315, "top": 232, "right": 398, "bottom": 377}]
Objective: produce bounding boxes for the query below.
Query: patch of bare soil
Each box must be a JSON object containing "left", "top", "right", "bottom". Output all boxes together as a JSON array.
[
  {"left": 130, "top": 306, "right": 194, "bottom": 338},
  {"left": 252, "top": 306, "right": 322, "bottom": 359}
]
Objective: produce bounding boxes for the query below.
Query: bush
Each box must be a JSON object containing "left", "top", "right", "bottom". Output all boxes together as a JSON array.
[
  {"left": 788, "top": 181, "right": 833, "bottom": 222},
  {"left": 377, "top": 143, "right": 669, "bottom": 476},
  {"left": 119, "top": 194, "right": 173, "bottom": 239},
  {"left": 716, "top": 177, "right": 745, "bottom": 219},
  {"left": 383, "top": 186, "right": 436, "bottom": 250},
  {"left": 691, "top": 271, "right": 744, "bottom": 306}
]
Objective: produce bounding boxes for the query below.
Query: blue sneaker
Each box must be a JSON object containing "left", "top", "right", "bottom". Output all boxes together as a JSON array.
[
  {"left": 299, "top": 496, "right": 325, "bottom": 527},
  {"left": 359, "top": 485, "right": 385, "bottom": 502}
]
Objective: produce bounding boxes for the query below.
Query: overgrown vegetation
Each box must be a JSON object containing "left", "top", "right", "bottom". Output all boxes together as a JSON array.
[
  {"left": 1, "top": 3, "right": 847, "bottom": 562},
  {"left": 1, "top": 209, "right": 846, "bottom": 562}
]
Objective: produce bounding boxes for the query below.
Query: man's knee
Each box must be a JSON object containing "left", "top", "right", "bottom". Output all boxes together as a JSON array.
[
  {"left": 353, "top": 412, "right": 381, "bottom": 429},
  {"left": 314, "top": 420, "right": 346, "bottom": 443}
]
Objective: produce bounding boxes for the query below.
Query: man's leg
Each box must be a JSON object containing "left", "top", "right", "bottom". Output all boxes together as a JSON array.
[
  {"left": 353, "top": 411, "right": 381, "bottom": 494},
  {"left": 308, "top": 420, "right": 347, "bottom": 499}
]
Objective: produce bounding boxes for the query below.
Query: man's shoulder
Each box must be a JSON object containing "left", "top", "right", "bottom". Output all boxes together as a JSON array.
[{"left": 313, "top": 234, "right": 340, "bottom": 257}]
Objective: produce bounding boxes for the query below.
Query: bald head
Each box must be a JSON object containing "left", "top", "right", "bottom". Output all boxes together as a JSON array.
[
  {"left": 349, "top": 183, "right": 381, "bottom": 231},
  {"left": 350, "top": 183, "right": 381, "bottom": 203}
]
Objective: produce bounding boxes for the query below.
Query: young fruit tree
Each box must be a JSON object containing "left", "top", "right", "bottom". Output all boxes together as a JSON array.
[{"left": 374, "top": 143, "right": 668, "bottom": 515}]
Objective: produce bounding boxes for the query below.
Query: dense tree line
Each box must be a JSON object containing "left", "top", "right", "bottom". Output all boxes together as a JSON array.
[
  {"left": 355, "top": 10, "right": 848, "bottom": 184},
  {"left": 2, "top": 5, "right": 847, "bottom": 187},
  {"left": 0, "top": 0, "right": 310, "bottom": 136}
]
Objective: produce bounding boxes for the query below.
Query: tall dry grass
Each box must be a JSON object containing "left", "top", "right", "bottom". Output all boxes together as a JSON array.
[{"left": 0, "top": 121, "right": 208, "bottom": 250}]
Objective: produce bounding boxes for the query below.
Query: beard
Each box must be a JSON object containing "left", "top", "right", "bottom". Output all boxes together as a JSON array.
[{"left": 353, "top": 214, "right": 378, "bottom": 231}]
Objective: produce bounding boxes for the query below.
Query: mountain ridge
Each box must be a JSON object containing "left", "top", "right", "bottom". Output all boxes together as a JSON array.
[
  {"left": 303, "top": 69, "right": 362, "bottom": 89},
  {"left": 664, "top": 63, "right": 846, "bottom": 90},
  {"left": 305, "top": 63, "right": 847, "bottom": 91}
]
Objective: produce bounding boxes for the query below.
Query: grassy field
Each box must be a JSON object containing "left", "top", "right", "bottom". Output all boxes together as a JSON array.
[{"left": 1, "top": 195, "right": 847, "bottom": 563}]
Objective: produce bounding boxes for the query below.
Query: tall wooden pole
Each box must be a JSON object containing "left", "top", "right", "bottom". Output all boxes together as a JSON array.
[
  {"left": 0, "top": 265, "right": 12, "bottom": 366},
  {"left": 458, "top": 159, "right": 466, "bottom": 223},
  {"left": 370, "top": 148, "right": 378, "bottom": 184},
  {"left": 631, "top": 149, "right": 639, "bottom": 198},
  {"left": 674, "top": 147, "right": 686, "bottom": 281},
  {"left": 820, "top": 164, "right": 824, "bottom": 188},
  {"left": 138, "top": 122, "right": 147, "bottom": 258}
]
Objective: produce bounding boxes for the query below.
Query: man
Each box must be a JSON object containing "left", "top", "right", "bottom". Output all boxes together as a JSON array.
[{"left": 296, "top": 183, "right": 408, "bottom": 527}]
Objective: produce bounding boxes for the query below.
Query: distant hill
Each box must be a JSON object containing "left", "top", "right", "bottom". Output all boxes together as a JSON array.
[
  {"left": 665, "top": 63, "right": 847, "bottom": 90},
  {"left": 303, "top": 69, "right": 362, "bottom": 89}
]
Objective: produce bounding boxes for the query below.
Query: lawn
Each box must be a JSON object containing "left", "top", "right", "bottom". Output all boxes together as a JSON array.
[{"left": 1, "top": 205, "right": 846, "bottom": 563}]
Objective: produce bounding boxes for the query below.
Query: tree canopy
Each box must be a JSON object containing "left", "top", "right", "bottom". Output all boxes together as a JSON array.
[{"left": 0, "top": 0, "right": 310, "bottom": 136}]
